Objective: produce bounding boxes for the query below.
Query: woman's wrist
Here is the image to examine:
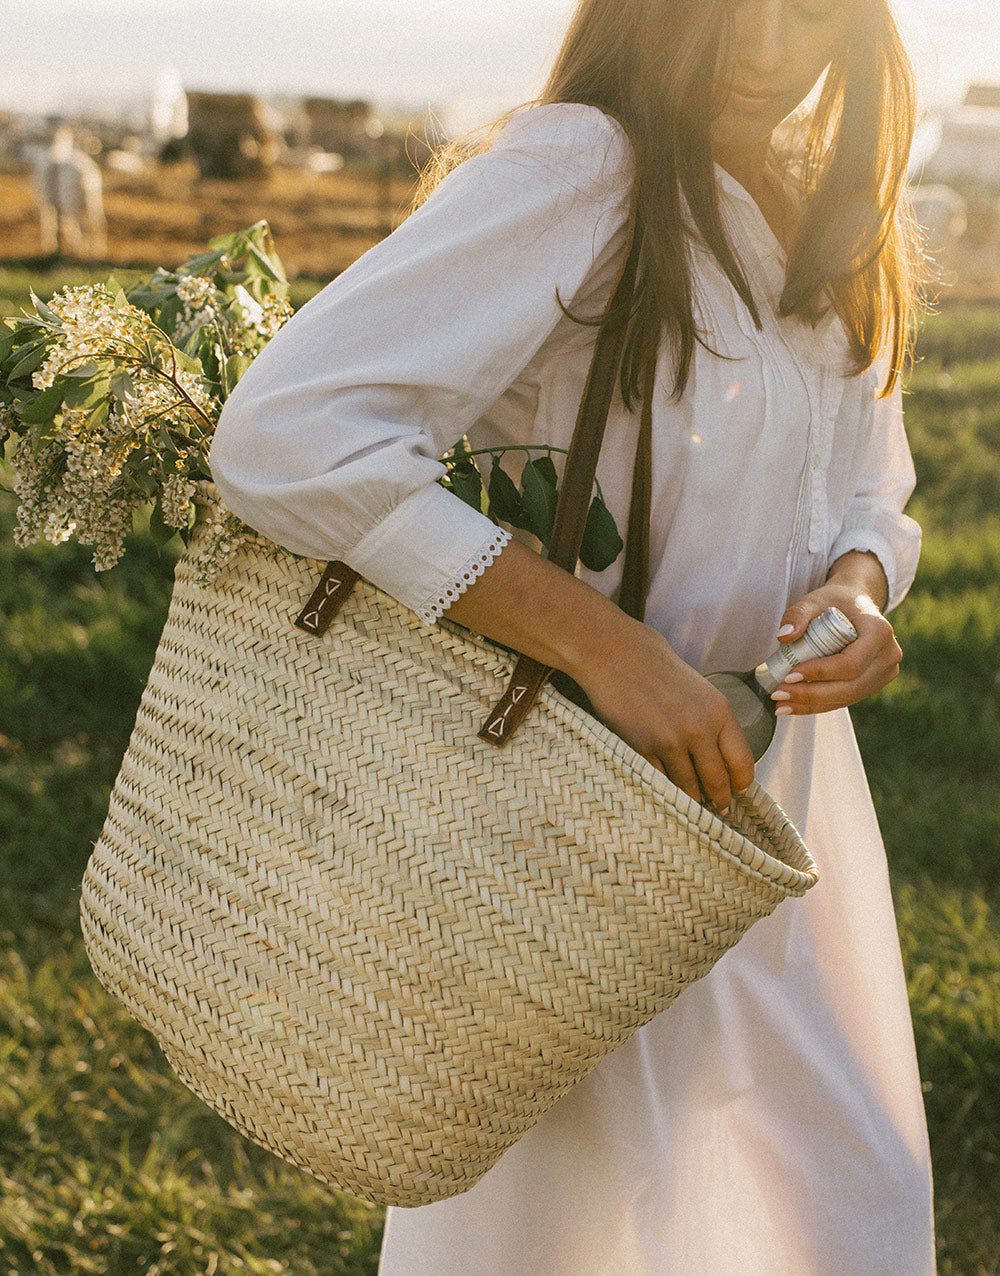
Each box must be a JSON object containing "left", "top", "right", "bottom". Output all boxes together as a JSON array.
[
  {"left": 825, "top": 550, "right": 889, "bottom": 613},
  {"left": 560, "top": 600, "right": 663, "bottom": 688}
]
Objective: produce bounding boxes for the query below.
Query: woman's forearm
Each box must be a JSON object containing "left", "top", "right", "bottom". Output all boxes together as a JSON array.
[
  {"left": 442, "top": 537, "right": 639, "bottom": 683},
  {"left": 443, "top": 540, "right": 756, "bottom": 813}
]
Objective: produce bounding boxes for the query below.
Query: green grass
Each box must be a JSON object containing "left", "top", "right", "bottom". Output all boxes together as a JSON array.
[
  {"left": 2, "top": 266, "right": 999, "bottom": 1272},
  {"left": 850, "top": 301, "right": 1000, "bottom": 1273}
]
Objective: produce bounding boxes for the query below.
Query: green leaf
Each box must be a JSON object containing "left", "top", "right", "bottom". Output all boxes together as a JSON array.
[
  {"left": 127, "top": 280, "right": 177, "bottom": 315},
  {"left": 521, "top": 457, "right": 558, "bottom": 547},
  {"left": 149, "top": 499, "right": 180, "bottom": 551},
  {"left": 29, "top": 417, "right": 64, "bottom": 449},
  {"left": 153, "top": 294, "right": 183, "bottom": 335},
  {"left": 245, "top": 242, "right": 285, "bottom": 284},
  {"left": 62, "top": 374, "right": 110, "bottom": 411},
  {"left": 172, "top": 348, "right": 205, "bottom": 378},
  {"left": 180, "top": 249, "right": 227, "bottom": 278},
  {"left": 579, "top": 494, "right": 624, "bottom": 573},
  {"left": 182, "top": 326, "right": 208, "bottom": 358},
  {"left": 28, "top": 292, "right": 61, "bottom": 325},
  {"left": 86, "top": 398, "right": 110, "bottom": 428},
  {"left": 207, "top": 228, "right": 246, "bottom": 253},
  {"left": 7, "top": 339, "right": 49, "bottom": 383},
  {"left": 0, "top": 326, "right": 20, "bottom": 363},
  {"left": 223, "top": 353, "right": 254, "bottom": 395},
  {"left": 63, "top": 361, "right": 101, "bottom": 379},
  {"left": 18, "top": 384, "right": 66, "bottom": 426},
  {"left": 444, "top": 459, "right": 487, "bottom": 514},
  {"left": 532, "top": 454, "right": 559, "bottom": 489},
  {"left": 109, "top": 369, "right": 136, "bottom": 401},
  {"left": 487, "top": 463, "right": 531, "bottom": 531}
]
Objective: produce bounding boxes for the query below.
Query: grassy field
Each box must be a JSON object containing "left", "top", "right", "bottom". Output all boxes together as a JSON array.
[{"left": 1, "top": 267, "right": 999, "bottom": 1273}]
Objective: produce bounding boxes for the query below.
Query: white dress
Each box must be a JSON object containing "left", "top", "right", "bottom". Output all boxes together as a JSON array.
[{"left": 211, "top": 103, "right": 935, "bottom": 1276}]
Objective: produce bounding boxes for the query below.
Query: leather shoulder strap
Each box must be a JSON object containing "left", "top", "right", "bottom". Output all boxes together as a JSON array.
[{"left": 479, "top": 220, "right": 647, "bottom": 745}]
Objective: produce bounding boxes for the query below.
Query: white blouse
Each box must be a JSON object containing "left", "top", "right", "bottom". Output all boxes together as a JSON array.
[
  {"left": 210, "top": 103, "right": 920, "bottom": 652},
  {"left": 210, "top": 104, "right": 934, "bottom": 1275}
]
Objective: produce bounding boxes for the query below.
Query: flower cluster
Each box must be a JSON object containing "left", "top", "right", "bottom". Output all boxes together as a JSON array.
[
  {"left": 172, "top": 271, "right": 292, "bottom": 355},
  {"left": 0, "top": 222, "right": 292, "bottom": 579}
]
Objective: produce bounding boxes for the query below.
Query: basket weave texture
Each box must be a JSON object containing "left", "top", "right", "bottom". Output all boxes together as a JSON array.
[{"left": 80, "top": 495, "right": 818, "bottom": 1206}]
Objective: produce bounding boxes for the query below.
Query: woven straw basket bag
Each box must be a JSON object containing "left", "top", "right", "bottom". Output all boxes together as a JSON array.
[
  {"left": 79, "top": 233, "right": 818, "bottom": 1206},
  {"left": 80, "top": 491, "right": 818, "bottom": 1207}
]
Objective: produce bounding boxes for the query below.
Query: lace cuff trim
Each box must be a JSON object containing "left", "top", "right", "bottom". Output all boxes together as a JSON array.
[{"left": 415, "top": 528, "right": 512, "bottom": 625}]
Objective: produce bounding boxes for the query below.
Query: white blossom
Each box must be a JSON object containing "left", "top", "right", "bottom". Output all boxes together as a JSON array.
[
  {"left": 4, "top": 242, "right": 286, "bottom": 582},
  {"left": 161, "top": 470, "right": 197, "bottom": 529},
  {"left": 192, "top": 501, "right": 250, "bottom": 585}
]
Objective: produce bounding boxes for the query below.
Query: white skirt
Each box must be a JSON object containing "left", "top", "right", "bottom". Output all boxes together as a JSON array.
[{"left": 378, "top": 711, "right": 935, "bottom": 1276}]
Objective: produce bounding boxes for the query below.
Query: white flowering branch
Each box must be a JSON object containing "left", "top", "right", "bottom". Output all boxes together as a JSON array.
[{"left": 0, "top": 222, "right": 292, "bottom": 577}]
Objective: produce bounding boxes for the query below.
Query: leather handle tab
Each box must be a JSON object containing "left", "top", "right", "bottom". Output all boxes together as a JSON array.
[
  {"left": 295, "top": 561, "right": 360, "bottom": 636},
  {"left": 477, "top": 654, "right": 553, "bottom": 745}
]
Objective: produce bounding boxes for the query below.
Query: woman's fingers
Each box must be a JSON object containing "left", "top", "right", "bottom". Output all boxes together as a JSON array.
[
  {"left": 658, "top": 717, "right": 754, "bottom": 814},
  {"left": 572, "top": 622, "right": 756, "bottom": 814},
  {"left": 718, "top": 716, "right": 757, "bottom": 793},
  {"left": 686, "top": 740, "right": 735, "bottom": 813},
  {"left": 657, "top": 751, "right": 703, "bottom": 806},
  {"left": 773, "top": 614, "right": 901, "bottom": 712}
]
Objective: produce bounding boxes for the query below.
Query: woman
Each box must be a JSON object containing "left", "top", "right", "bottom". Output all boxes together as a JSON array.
[{"left": 211, "top": 0, "right": 934, "bottom": 1270}]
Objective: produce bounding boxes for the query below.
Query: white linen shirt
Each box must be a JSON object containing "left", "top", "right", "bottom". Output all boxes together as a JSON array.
[{"left": 211, "top": 103, "right": 920, "bottom": 667}]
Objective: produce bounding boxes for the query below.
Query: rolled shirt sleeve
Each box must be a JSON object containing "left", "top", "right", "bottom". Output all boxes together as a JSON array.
[
  {"left": 828, "top": 380, "right": 922, "bottom": 612},
  {"left": 210, "top": 104, "right": 633, "bottom": 623}
]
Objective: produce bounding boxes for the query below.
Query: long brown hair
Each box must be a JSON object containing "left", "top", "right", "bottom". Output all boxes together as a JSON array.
[{"left": 418, "top": 0, "right": 922, "bottom": 400}]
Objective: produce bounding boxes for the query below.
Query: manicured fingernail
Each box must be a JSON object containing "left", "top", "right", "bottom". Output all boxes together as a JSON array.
[
  {"left": 775, "top": 705, "right": 793, "bottom": 716},
  {"left": 784, "top": 672, "right": 805, "bottom": 684},
  {"left": 771, "top": 690, "right": 791, "bottom": 702},
  {"left": 777, "top": 624, "right": 795, "bottom": 638}
]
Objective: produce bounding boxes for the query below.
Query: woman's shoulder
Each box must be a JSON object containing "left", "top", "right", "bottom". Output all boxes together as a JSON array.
[
  {"left": 486, "top": 103, "right": 634, "bottom": 192},
  {"left": 498, "top": 102, "right": 629, "bottom": 150}
]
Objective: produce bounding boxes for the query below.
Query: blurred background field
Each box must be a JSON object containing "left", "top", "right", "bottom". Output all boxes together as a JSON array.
[
  {"left": 0, "top": 259, "right": 998, "bottom": 1272},
  {"left": 2, "top": 19, "right": 1000, "bottom": 1270}
]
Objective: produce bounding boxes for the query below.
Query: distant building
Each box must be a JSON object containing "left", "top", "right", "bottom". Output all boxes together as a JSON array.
[{"left": 962, "top": 84, "right": 1000, "bottom": 111}]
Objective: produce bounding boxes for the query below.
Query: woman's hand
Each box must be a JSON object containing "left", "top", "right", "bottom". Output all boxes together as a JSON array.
[
  {"left": 443, "top": 537, "right": 754, "bottom": 814},
  {"left": 770, "top": 551, "right": 902, "bottom": 717},
  {"left": 570, "top": 621, "right": 756, "bottom": 815}
]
